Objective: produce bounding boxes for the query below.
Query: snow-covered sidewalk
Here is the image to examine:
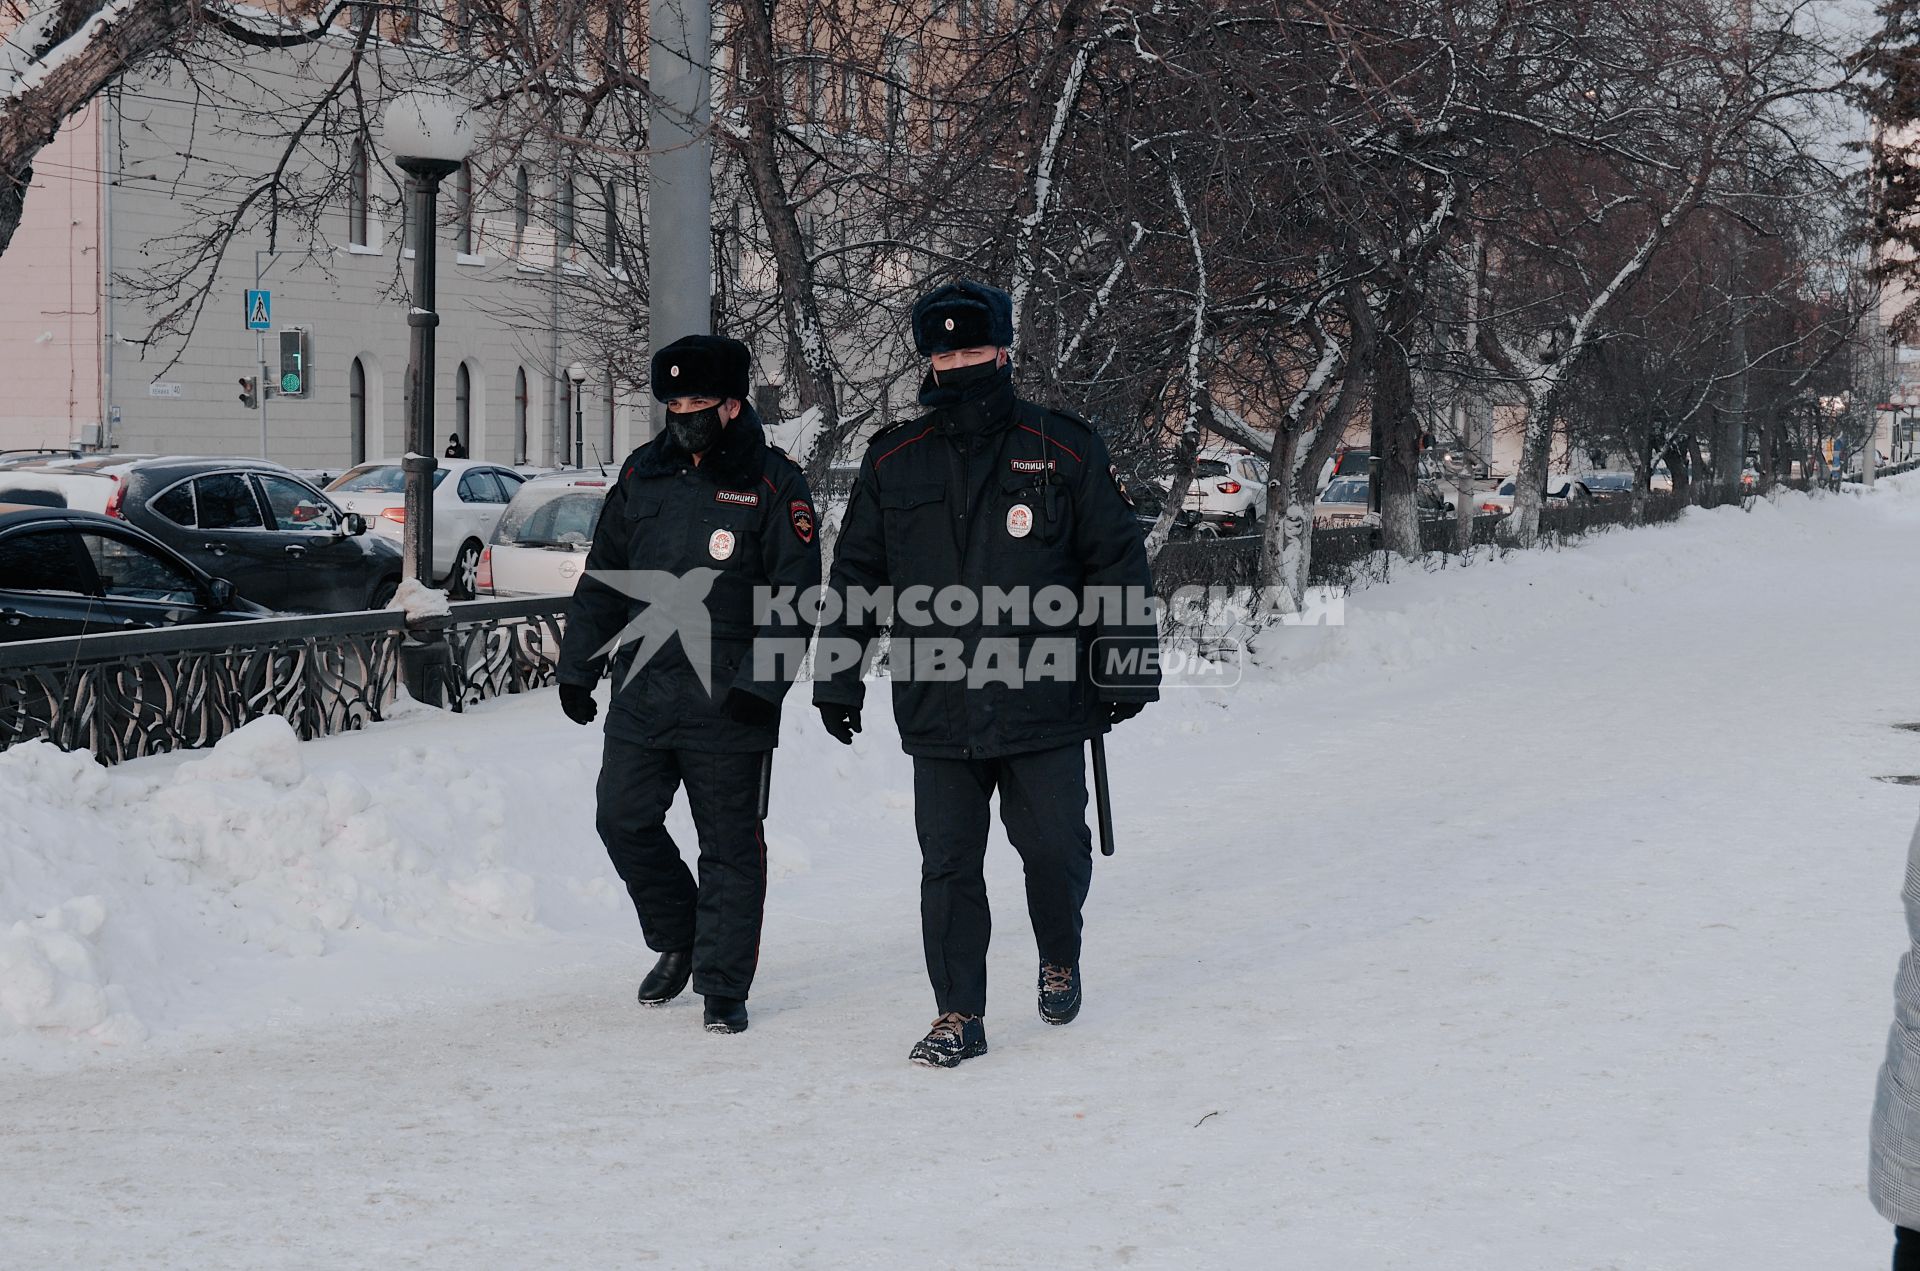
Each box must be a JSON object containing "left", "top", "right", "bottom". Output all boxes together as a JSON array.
[{"left": 5, "top": 481, "right": 1920, "bottom": 1267}]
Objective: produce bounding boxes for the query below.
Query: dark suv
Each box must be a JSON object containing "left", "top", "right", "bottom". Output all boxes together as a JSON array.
[
  {"left": 0, "top": 504, "right": 271, "bottom": 641},
  {"left": 0, "top": 457, "right": 402, "bottom": 612}
]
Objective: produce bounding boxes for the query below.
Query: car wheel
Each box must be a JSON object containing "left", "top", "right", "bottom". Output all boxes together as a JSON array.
[
  {"left": 447, "top": 539, "right": 483, "bottom": 600},
  {"left": 369, "top": 578, "right": 399, "bottom": 610}
]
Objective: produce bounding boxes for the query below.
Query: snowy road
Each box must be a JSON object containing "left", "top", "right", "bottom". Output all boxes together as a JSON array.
[{"left": 6, "top": 482, "right": 1920, "bottom": 1268}]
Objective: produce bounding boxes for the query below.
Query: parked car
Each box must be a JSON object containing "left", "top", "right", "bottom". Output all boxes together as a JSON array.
[
  {"left": 478, "top": 471, "right": 615, "bottom": 598},
  {"left": 1313, "top": 476, "right": 1375, "bottom": 527},
  {"left": 1475, "top": 473, "right": 1592, "bottom": 516},
  {"left": 1576, "top": 471, "right": 1636, "bottom": 502},
  {"left": 0, "top": 504, "right": 272, "bottom": 641},
  {"left": 1332, "top": 448, "right": 1372, "bottom": 480},
  {"left": 1123, "top": 481, "right": 1197, "bottom": 542},
  {"left": 0, "top": 456, "right": 402, "bottom": 613},
  {"left": 325, "top": 459, "right": 527, "bottom": 598},
  {"left": 1181, "top": 452, "right": 1267, "bottom": 537}
]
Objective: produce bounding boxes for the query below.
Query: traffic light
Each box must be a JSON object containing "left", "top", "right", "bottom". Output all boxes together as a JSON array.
[
  {"left": 278, "top": 329, "right": 308, "bottom": 398},
  {"left": 238, "top": 376, "right": 258, "bottom": 409}
]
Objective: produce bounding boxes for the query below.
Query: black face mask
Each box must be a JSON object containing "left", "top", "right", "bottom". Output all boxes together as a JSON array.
[
  {"left": 932, "top": 358, "right": 1003, "bottom": 393},
  {"left": 668, "top": 406, "right": 724, "bottom": 455}
]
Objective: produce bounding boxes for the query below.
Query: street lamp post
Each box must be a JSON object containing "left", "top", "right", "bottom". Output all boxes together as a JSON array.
[
  {"left": 380, "top": 91, "right": 475, "bottom": 589},
  {"left": 567, "top": 361, "right": 587, "bottom": 468}
]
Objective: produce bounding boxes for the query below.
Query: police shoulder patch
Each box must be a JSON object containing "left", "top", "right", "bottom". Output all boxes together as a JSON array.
[{"left": 789, "top": 499, "right": 816, "bottom": 545}]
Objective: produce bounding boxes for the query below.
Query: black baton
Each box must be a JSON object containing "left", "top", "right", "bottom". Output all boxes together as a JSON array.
[
  {"left": 1091, "top": 734, "right": 1115, "bottom": 857},
  {"left": 757, "top": 750, "right": 773, "bottom": 823}
]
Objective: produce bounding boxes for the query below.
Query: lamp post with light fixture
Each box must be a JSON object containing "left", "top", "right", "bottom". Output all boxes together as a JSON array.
[
  {"left": 380, "top": 90, "right": 474, "bottom": 588},
  {"left": 567, "top": 361, "right": 587, "bottom": 468}
]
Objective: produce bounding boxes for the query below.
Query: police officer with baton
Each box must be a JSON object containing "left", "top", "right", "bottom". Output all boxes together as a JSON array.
[{"left": 814, "top": 280, "right": 1160, "bottom": 1067}]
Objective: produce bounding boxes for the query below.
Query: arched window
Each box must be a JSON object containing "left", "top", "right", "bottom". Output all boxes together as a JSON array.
[
  {"left": 454, "top": 363, "right": 471, "bottom": 455},
  {"left": 348, "top": 142, "right": 370, "bottom": 247},
  {"left": 349, "top": 357, "right": 367, "bottom": 463},
  {"left": 514, "top": 367, "right": 530, "bottom": 464}
]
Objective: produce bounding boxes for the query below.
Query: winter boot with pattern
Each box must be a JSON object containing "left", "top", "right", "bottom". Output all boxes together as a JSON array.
[
  {"left": 1037, "top": 961, "right": 1082, "bottom": 1026},
  {"left": 909, "top": 1013, "right": 988, "bottom": 1068}
]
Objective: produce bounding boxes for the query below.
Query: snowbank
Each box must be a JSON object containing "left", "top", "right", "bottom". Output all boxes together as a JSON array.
[{"left": 0, "top": 713, "right": 627, "bottom": 1052}]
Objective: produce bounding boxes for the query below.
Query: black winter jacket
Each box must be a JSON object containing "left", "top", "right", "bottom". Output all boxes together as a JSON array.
[
  {"left": 558, "top": 405, "right": 821, "bottom": 752},
  {"left": 813, "top": 367, "right": 1159, "bottom": 759}
]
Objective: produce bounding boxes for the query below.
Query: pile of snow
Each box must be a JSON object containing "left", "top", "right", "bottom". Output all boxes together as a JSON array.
[
  {"left": 386, "top": 577, "right": 451, "bottom": 621},
  {"left": 0, "top": 713, "right": 635, "bottom": 1052}
]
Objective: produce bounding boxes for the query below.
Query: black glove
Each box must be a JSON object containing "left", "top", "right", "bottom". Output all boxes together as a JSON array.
[
  {"left": 818, "top": 703, "right": 862, "bottom": 745},
  {"left": 1106, "top": 700, "right": 1146, "bottom": 726},
  {"left": 723, "top": 688, "right": 780, "bottom": 727},
  {"left": 559, "top": 682, "right": 599, "bottom": 726}
]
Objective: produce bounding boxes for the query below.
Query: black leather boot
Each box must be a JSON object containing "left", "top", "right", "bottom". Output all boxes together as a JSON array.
[
  {"left": 636, "top": 950, "right": 692, "bottom": 1007},
  {"left": 703, "top": 995, "right": 749, "bottom": 1034}
]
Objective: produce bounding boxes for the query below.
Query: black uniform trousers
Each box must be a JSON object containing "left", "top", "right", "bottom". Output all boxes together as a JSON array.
[
  {"left": 594, "top": 736, "right": 768, "bottom": 1000},
  {"left": 913, "top": 742, "right": 1094, "bottom": 1018}
]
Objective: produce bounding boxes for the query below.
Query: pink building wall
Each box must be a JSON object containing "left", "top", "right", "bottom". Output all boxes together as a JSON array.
[{"left": 0, "top": 106, "right": 103, "bottom": 451}]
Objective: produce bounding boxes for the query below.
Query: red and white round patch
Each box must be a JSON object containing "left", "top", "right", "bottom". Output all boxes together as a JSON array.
[
  {"left": 1006, "top": 503, "right": 1034, "bottom": 538},
  {"left": 708, "top": 528, "right": 736, "bottom": 561}
]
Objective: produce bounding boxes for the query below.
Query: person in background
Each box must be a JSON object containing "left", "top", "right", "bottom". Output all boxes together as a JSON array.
[{"left": 1872, "top": 814, "right": 1920, "bottom": 1268}]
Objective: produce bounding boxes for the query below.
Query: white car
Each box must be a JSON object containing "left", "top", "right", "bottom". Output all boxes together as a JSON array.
[
  {"left": 325, "top": 459, "right": 527, "bottom": 598},
  {"left": 478, "top": 471, "right": 616, "bottom": 598},
  {"left": 1180, "top": 451, "right": 1268, "bottom": 537},
  {"left": 1474, "top": 473, "right": 1591, "bottom": 516}
]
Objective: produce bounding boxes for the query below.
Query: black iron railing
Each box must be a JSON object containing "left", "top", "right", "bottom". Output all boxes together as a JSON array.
[{"left": 0, "top": 598, "right": 571, "bottom": 765}]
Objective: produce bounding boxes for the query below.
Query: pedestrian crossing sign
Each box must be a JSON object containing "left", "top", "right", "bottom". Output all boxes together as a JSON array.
[{"left": 245, "top": 290, "right": 271, "bottom": 331}]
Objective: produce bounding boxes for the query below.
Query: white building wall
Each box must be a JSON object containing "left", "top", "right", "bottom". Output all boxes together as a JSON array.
[{"left": 85, "top": 46, "right": 628, "bottom": 471}]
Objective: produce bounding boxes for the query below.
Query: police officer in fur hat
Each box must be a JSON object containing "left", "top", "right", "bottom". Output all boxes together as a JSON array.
[
  {"left": 814, "top": 280, "right": 1161, "bottom": 1067},
  {"left": 557, "top": 334, "right": 821, "bottom": 1035}
]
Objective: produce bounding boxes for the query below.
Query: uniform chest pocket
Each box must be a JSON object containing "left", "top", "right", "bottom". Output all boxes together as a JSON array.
[
  {"left": 996, "top": 476, "right": 1067, "bottom": 549},
  {"left": 877, "top": 483, "right": 946, "bottom": 576},
  {"left": 621, "top": 493, "right": 681, "bottom": 566},
  {"left": 879, "top": 483, "right": 946, "bottom": 532}
]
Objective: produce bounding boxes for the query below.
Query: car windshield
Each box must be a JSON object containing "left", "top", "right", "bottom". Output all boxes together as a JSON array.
[
  {"left": 494, "top": 487, "right": 605, "bottom": 547},
  {"left": 1335, "top": 452, "right": 1370, "bottom": 475},
  {"left": 1587, "top": 473, "right": 1633, "bottom": 491},
  {"left": 330, "top": 464, "right": 448, "bottom": 494},
  {"left": 1194, "top": 459, "right": 1231, "bottom": 478},
  {"left": 1322, "top": 479, "right": 1368, "bottom": 503},
  {"left": 1498, "top": 480, "right": 1516, "bottom": 495}
]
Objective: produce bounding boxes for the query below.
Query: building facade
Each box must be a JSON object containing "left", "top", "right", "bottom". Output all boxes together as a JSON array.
[{"left": 0, "top": 40, "right": 648, "bottom": 471}]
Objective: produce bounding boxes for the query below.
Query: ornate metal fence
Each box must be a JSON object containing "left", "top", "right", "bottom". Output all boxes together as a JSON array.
[
  {"left": 0, "top": 599, "right": 572, "bottom": 766},
  {"left": 432, "top": 597, "right": 570, "bottom": 711}
]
